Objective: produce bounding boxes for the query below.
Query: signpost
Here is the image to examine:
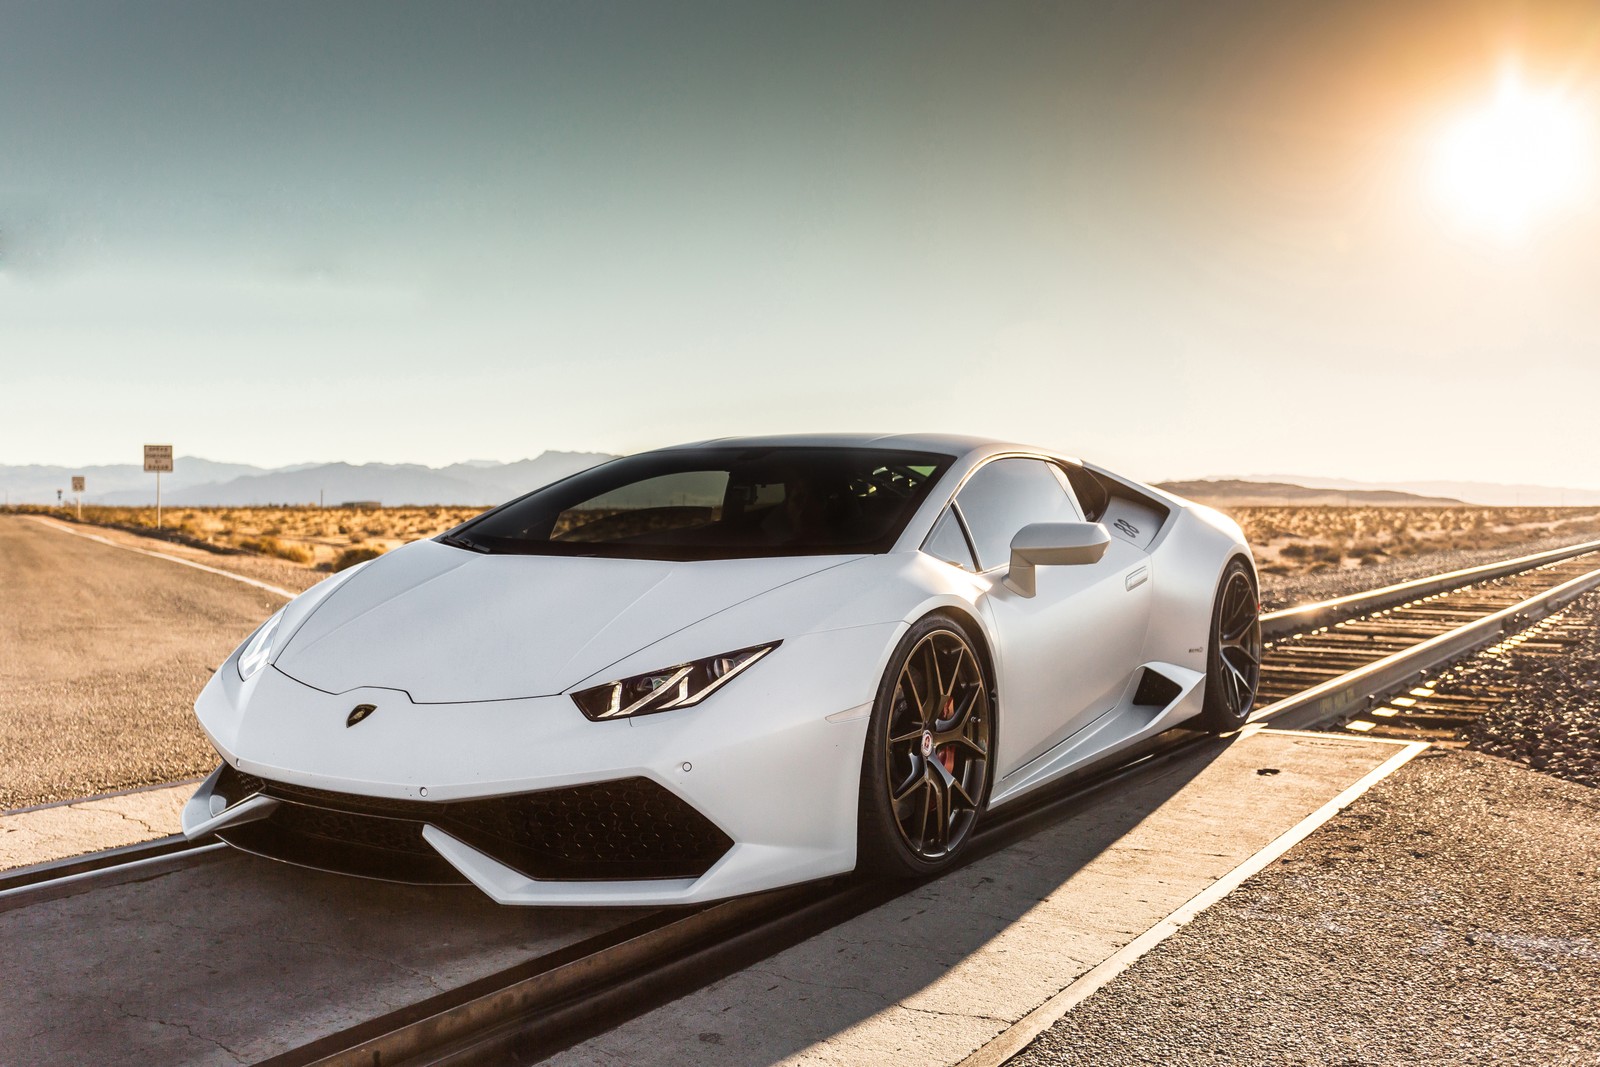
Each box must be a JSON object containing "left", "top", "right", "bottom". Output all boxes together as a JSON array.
[
  {"left": 71, "top": 476, "right": 85, "bottom": 521},
  {"left": 144, "top": 445, "right": 173, "bottom": 528}
]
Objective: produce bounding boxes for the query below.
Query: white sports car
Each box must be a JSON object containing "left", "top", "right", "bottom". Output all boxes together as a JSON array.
[{"left": 183, "top": 434, "right": 1261, "bottom": 905}]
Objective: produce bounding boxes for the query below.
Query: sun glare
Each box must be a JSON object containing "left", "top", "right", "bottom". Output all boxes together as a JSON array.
[{"left": 1432, "top": 70, "right": 1591, "bottom": 238}]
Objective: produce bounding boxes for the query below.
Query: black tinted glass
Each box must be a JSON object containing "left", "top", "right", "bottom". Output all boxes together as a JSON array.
[
  {"left": 955, "top": 458, "right": 1081, "bottom": 569},
  {"left": 447, "top": 447, "right": 953, "bottom": 560}
]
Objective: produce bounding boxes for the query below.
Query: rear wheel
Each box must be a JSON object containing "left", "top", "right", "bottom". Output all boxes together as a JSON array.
[
  {"left": 857, "top": 616, "right": 993, "bottom": 876},
  {"left": 1200, "top": 558, "right": 1262, "bottom": 732}
]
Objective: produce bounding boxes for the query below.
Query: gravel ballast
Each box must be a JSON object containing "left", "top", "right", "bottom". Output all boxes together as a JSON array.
[
  {"left": 1465, "top": 592, "right": 1600, "bottom": 790},
  {"left": 1009, "top": 748, "right": 1600, "bottom": 1066}
]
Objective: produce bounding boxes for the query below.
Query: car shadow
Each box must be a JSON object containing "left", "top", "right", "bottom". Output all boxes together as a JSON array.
[
  {"left": 2, "top": 730, "right": 1240, "bottom": 1066},
  {"left": 554, "top": 727, "right": 1256, "bottom": 1065}
]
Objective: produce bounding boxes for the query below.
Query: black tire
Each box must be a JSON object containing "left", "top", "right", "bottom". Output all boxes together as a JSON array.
[
  {"left": 857, "top": 614, "right": 994, "bottom": 877},
  {"left": 1199, "top": 557, "right": 1262, "bottom": 732}
]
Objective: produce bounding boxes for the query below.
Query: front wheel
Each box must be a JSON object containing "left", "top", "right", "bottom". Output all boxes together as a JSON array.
[
  {"left": 857, "top": 615, "right": 994, "bottom": 877},
  {"left": 1199, "top": 558, "right": 1262, "bottom": 732}
]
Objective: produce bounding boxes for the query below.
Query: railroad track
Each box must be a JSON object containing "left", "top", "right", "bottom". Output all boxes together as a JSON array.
[
  {"left": 1259, "top": 553, "right": 1600, "bottom": 705},
  {"left": 4, "top": 728, "right": 1219, "bottom": 1066},
  {"left": 1336, "top": 601, "right": 1597, "bottom": 743},
  {"left": 1254, "top": 544, "right": 1600, "bottom": 732},
  {"left": 7, "top": 538, "right": 1600, "bottom": 1066}
]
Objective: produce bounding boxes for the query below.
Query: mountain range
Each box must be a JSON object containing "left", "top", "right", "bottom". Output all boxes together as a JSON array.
[
  {"left": 4, "top": 457, "right": 1598, "bottom": 509},
  {"left": 0, "top": 453, "right": 616, "bottom": 507},
  {"left": 1222, "top": 474, "right": 1600, "bottom": 508},
  {"left": 1153, "top": 480, "right": 1466, "bottom": 508}
]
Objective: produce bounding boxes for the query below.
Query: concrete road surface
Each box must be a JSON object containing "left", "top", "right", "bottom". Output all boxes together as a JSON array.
[{"left": 0, "top": 515, "right": 288, "bottom": 810}]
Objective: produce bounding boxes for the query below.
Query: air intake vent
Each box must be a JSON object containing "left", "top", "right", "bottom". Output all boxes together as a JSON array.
[
  {"left": 212, "top": 764, "right": 732, "bottom": 883},
  {"left": 1132, "top": 668, "right": 1183, "bottom": 708}
]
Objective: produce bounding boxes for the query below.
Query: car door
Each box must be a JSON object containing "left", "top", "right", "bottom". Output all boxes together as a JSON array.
[{"left": 954, "top": 458, "right": 1153, "bottom": 780}]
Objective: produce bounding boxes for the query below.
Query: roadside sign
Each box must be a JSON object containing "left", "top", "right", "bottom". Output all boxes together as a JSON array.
[
  {"left": 145, "top": 444, "right": 173, "bottom": 528},
  {"left": 71, "top": 476, "right": 85, "bottom": 493}
]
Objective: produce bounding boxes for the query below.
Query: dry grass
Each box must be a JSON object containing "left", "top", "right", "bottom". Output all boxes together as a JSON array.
[
  {"left": 28, "top": 504, "right": 482, "bottom": 570},
  {"left": 1229, "top": 506, "right": 1600, "bottom": 577},
  {"left": 10, "top": 503, "right": 1600, "bottom": 579}
]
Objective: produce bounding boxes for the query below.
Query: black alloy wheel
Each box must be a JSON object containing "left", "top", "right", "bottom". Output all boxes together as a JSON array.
[
  {"left": 858, "top": 616, "right": 993, "bottom": 875},
  {"left": 1200, "top": 558, "right": 1262, "bottom": 731}
]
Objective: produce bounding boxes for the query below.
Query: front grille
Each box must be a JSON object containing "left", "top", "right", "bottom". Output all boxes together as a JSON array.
[
  {"left": 213, "top": 763, "right": 733, "bottom": 882},
  {"left": 445, "top": 780, "right": 734, "bottom": 877},
  {"left": 214, "top": 766, "right": 266, "bottom": 807}
]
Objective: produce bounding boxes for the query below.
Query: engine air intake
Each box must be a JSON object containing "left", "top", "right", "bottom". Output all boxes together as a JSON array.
[{"left": 211, "top": 764, "right": 733, "bottom": 884}]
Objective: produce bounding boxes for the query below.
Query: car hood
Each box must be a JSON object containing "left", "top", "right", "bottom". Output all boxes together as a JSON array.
[{"left": 271, "top": 539, "right": 861, "bottom": 703}]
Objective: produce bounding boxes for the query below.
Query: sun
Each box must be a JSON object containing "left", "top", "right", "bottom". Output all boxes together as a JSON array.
[{"left": 1432, "top": 70, "right": 1591, "bottom": 238}]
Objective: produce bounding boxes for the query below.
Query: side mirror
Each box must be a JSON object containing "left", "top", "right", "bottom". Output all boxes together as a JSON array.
[{"left": 1004, "top": 521, "right": 1112, "bottom": 597}]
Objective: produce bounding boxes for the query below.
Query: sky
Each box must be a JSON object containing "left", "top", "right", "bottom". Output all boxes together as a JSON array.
[{"left": 3, "top": 1, "right": 1599, "bottom": 486}]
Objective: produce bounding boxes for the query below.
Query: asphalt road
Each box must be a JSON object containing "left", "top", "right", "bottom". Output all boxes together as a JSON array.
[{"left": 0, "top": 515, "right": 289, "bottom": 809}]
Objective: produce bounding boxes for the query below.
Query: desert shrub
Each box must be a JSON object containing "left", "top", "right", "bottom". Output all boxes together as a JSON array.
[
  {"left": 238, "top": 536, "right": 313, "bottom": 565},
  {"left": 332, "top": 545, "right": 386, "bottom": 571},
  {"left": 1280, "top": 543, "right": 1312, "bottom": 560}
]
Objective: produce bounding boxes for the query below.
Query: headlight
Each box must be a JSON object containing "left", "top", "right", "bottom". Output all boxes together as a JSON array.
[
  {"left": 571, "top": 642, "right": 780, "bottom": 721},
  {"left": 236, "top": 610, "right": 285, "bottom": 681}
]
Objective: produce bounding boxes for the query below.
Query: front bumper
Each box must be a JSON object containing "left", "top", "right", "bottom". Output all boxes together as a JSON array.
[
  {"left": 187, "top": 763, "right": 736, "bottom": 886},
  {"left": 185, "top": 623, "right": 901, "bottom": 905}
]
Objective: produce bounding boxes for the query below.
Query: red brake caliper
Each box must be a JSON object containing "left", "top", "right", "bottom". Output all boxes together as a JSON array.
[{"left": 938, "top": 694, "right": 957, "bottom": 773}]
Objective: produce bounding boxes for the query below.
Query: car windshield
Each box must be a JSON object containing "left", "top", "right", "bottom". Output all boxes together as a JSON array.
[{"left": 446, "top": 446, "right": 954, "bottom": 560}]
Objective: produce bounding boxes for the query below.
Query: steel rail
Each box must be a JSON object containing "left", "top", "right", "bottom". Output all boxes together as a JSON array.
[
  {"left": 0, "top": 835, "right": 224, "bottom": 911},
  {"left": 1260, "top": 537, "right": 1600, "bottom": 640},
  {"left": 1255, "top": 563, "right": 1600, "bottom": 731}
]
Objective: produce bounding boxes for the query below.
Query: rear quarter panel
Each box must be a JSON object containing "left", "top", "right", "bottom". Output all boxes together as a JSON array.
[{"left": 1142, "top": 501, "right": 1254, "bottom": 675}]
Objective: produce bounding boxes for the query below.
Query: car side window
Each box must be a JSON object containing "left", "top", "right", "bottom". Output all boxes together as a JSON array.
[
  {"left": 922, "top": 507, "right": 977, "bottom": 570},
  {"left": 955, "top": 458, "right": 1084, "bottom": 570}
]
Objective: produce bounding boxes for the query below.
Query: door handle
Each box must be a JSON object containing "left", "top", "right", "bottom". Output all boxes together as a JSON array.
[{"left": 1125, "top": 566, "right": 1148, "bottom": 591}]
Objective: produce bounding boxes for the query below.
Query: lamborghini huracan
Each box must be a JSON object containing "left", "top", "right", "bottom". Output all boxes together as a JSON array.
[{"left": 183, "top": 434, "right": 1261, "bottom": 905}]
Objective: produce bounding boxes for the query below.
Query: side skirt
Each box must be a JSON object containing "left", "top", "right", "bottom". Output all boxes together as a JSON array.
[{"left": 987, "top": 662, "right": 1205, "bottom": 808}]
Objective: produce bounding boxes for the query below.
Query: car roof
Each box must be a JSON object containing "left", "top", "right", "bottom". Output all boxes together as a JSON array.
[{"left": 657, "top": 432, "right": 1051, "bottom": 459}]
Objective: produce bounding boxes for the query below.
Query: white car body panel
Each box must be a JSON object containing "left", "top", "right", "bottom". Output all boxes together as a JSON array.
[
  {"left": 274, "top": 540, "right": 857, "bottom": 701},
  {"left": 185, "top": 432, "right": 1254, "bottom": 905},
  {"left": 982, "top": 533, "right": 1153, "bottom": 776}
]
